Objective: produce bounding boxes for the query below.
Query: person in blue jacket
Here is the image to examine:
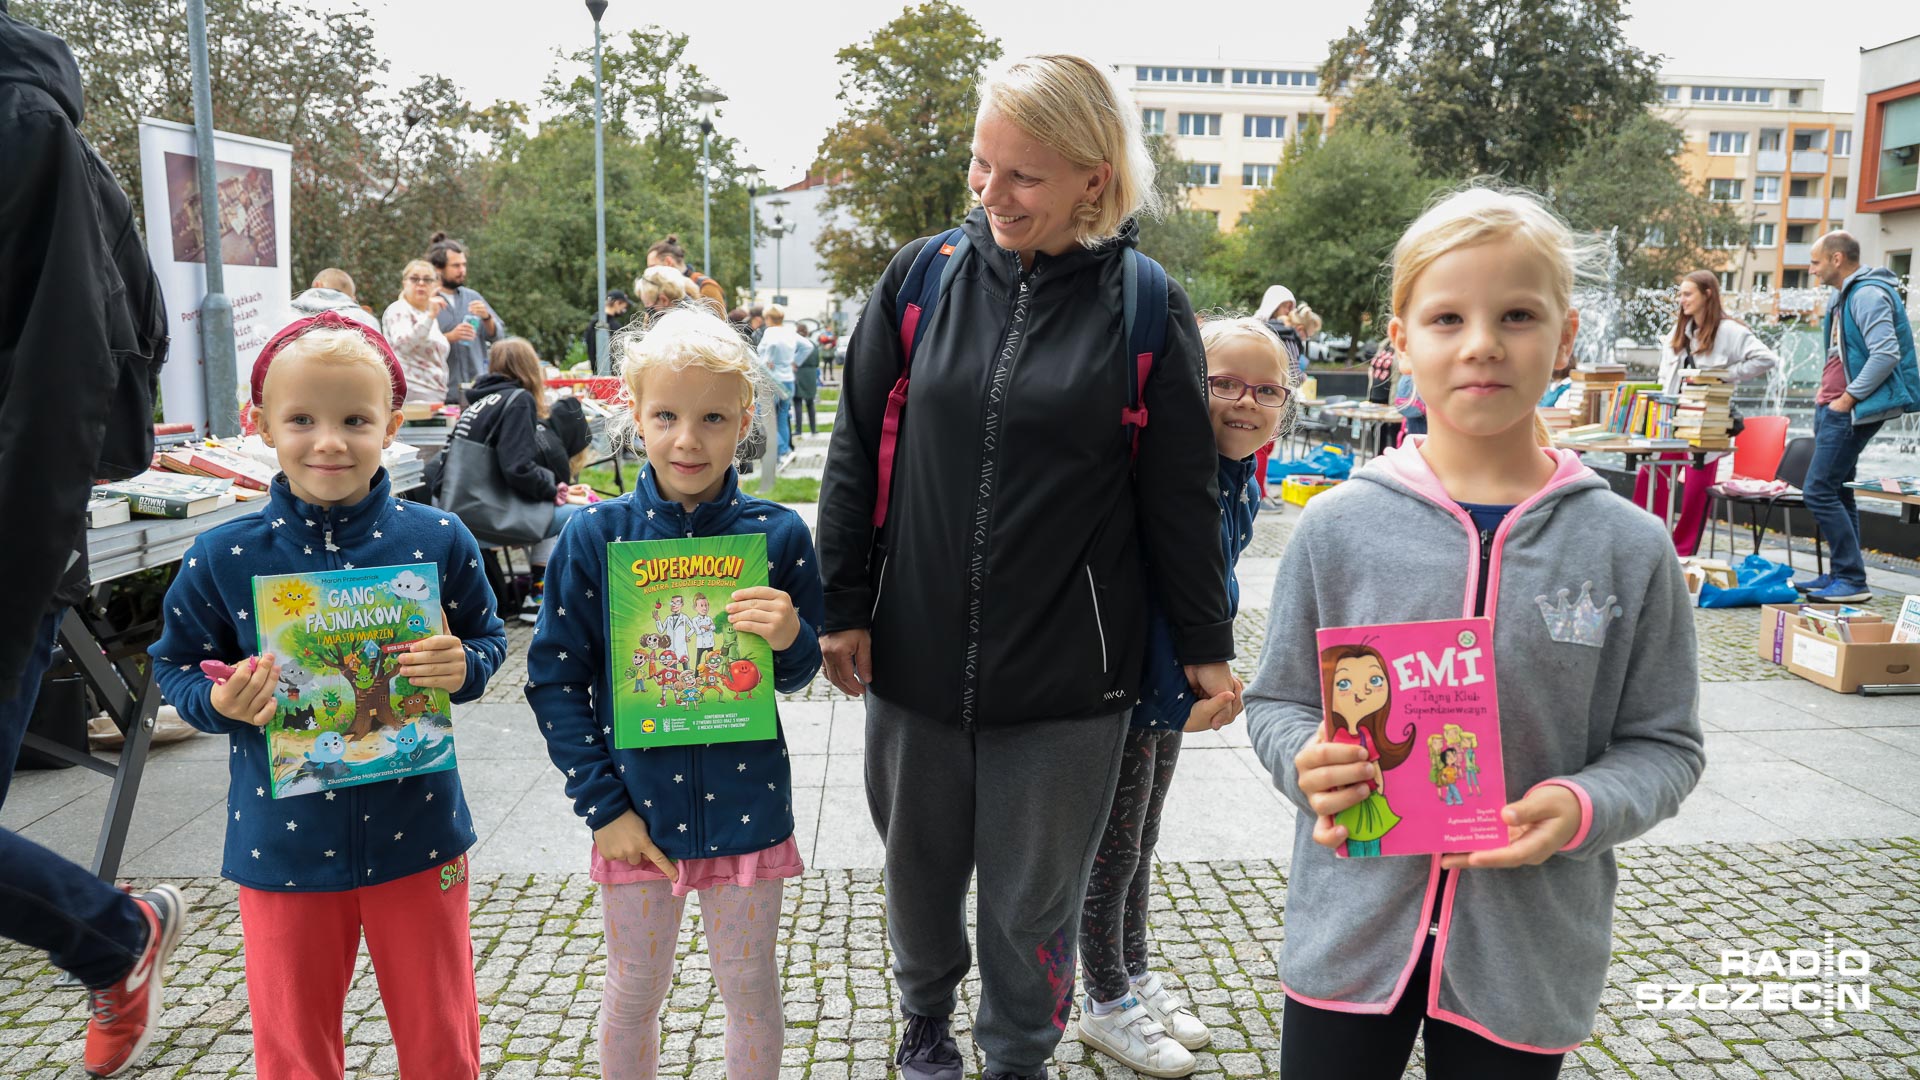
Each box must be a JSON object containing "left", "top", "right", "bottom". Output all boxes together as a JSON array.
[
  {"left": 526, "top": 303, "right": 823, "bottom": 1080},
  {"left": 148, "top": 313, "right": 506, "bottom": 1080},
  {"left": 1074, "top": 317, "right": 1294, "bottom": 1078}
]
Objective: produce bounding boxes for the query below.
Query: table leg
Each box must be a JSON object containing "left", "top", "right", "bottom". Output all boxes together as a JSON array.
[{"left": 92, "top": 664, "right": 160, "bottom": 881}]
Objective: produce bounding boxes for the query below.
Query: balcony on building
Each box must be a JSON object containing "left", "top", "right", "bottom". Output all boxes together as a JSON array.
[
  {"left": 1786, "top": 196, "right": 1828, "bottom": 219},
  {"left": 1790, "top": 149, "right": 1828, "bottom": 173},
  {"left": 1783, "top": 242, "right": 1814, "bottom": 265},
  {"left": 1756, "top": 149, "right": 1787, "bottom": 172}
]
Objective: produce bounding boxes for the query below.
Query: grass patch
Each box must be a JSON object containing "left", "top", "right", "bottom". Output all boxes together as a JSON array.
[{"left": 579, "top": 463, "right": 820, "bottom": 504}]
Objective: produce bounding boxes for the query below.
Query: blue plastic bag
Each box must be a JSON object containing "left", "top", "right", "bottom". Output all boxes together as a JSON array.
[
  {"left": 1697, "top": 553, "right": 1799, "bottom": 608},
  {"left": 1268, "top": 444, "right": 1353, "bottom": 484}
]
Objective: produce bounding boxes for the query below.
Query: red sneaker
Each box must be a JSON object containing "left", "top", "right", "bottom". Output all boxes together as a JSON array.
[{"left": 84, "top": 884, "right": 190, "bottom": 1078}]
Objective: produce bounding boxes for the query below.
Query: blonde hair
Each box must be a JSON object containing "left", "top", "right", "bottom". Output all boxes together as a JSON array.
[
  {"left": 1287, "top": 303, "right": 1323, "bottom": 339},
  {"left": 399, "top": 258, "right": 436, "bottom": 288},
  {"left": 977, "top": 55, "right": 1160, "bottom": 247},
  {"left": 612, "top": 302, "right": 773, "bottom": 461},
  {"left": 764, "top": 304, "right": 786, "bottom": 325},
  {"left": 312, "top": 267, "right": 356, "bottom": 298},
  {"left": 257, "top": 328, "right": 397, "bottom": 413},
  {"left": 634, "top": 265, "right": 691, "bottom": 309},
  {"left": 1389, "top": 185, "right": 1600, "bottom": 447},
  {"left": 1199, "top": 317, "right": 1298, "bottom": 445}
]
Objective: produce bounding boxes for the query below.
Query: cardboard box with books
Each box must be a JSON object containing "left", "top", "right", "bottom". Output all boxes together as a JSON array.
[{"left": 1755, "top": 602, "right": 1920, "bottom": 694}]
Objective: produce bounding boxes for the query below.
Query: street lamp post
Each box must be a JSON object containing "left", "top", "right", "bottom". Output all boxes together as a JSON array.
[
  {"left": 744, "top": 165, "right": 762, "bottom": 305},
  {"left": 186, "top": 0, "right": 237, "bottom": 436},
  {"left": 766, "top": 197, "right": 790, "bottom": 305},
  {"left": 587, "top": 0, "right": 610, "bottom": 375},
  {"left": 691, "top": 89, "right": 728, "bottom": 278}
]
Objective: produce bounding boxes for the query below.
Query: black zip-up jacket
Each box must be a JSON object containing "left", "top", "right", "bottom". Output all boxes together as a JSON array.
[
  {"left": 817, "top": 209, "right": 1232, "bottom": 727},
  {"left": 0, "top": 4, "right": 168, "bottom": 696},
  {"left": 426, "top": 373, "right": 569, "bottom": 503}
]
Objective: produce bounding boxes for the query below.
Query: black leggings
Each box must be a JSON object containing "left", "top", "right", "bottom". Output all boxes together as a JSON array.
[
  {"left": 1280, "top": 935, "right": 1565, "bottom": 1079},
  {"left": 1080, "top": 726, "right": 1181, "bottom": 1003},
  {"left": 792, "top": 395, "right": 816, "bottom": 436}
]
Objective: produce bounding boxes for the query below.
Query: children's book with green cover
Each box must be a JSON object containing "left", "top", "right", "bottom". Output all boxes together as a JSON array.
[
  {"left": 250, "top": 563, "right": 456, "bottom": 798},
  {"left": 606, "top": 534, "right": 776, "bottom": 749}
]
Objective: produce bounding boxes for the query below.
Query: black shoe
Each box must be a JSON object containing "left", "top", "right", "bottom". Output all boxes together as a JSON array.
[
  {"left": 895, "top": 1011, "right": 963, "bottom": 1080},
  {"left": 982, "top": 1070, "right": 1047, "bottom": 1080}
]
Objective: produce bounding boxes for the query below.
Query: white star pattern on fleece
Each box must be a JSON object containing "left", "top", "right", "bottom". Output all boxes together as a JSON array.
[
  {"left": 231, "top": 545, "right": 243, "bottom": 555},
  {"left": 373, "top": 530, "right": 383, "bottom": 538},
  {"left": 325, "top": 792, "right": 335, "bottom": 801},
  {"left": 251, "top": 849, "right": 260, "bottom": 858},
  {"left": 414, "top": 550, "right": 424, "bottom": 559},
  {"left": 237, "top": 609, "right": 249, "bottom": 620},
  {"left": 324, "top": 850, "right": 335, "bottom": 857},
  {"left": 285, "top": 820, "right": 297, "bottom": 831},
  {"left": 678, "top": 823, "right": 688, "bottom": 832},
  {"left": 742, "top": 814, "right": 751, "bottom": 824}
]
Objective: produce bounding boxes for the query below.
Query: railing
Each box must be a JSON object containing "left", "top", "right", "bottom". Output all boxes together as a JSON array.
[
  {"left": 1791, "top": 149, "right": 1828, "bottom": 173},
  {"left": 1756, "top": 149, "right": 1787, "bottom": 172},
  {"left": 1786, "top": 196, "right": 1827, "bottom": 220},
  {"left": 1783, "top": 242, "right": 1814, "bottom": 265}
]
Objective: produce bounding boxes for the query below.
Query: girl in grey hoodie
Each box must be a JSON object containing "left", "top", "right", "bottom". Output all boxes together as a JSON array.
[{"left": 1248, "top": 187, "right": 1705, "bottom": 1078}]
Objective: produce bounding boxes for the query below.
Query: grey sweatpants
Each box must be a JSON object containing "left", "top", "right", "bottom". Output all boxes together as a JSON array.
[{"left": 864, "top": 694, "right": 1129, "bottom": 1076}]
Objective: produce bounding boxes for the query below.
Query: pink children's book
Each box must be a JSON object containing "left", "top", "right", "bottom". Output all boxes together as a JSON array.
[{"left": 1315, "top": 617, "right": 1508, "bottom": 858}]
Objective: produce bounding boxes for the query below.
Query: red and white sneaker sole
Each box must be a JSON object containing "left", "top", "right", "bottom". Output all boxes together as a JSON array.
[{"left": 88, "top": 884, "right": 190, "bottom": 1079}]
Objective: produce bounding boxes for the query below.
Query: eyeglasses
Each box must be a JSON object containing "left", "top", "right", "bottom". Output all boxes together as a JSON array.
[
  {"left": 1208, "top": 375, "right": 1289, "bottom": 408},
  {"left": 404, "top": 275, "right": 438, "bottom": 285}
]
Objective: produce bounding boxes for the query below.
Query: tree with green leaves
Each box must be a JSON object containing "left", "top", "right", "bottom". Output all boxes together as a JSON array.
[
  {"left": 1323, "top": 0, "right": 1661, "bottom": 189},
  {"left": 1547, "top": 114, "right": 1744, "bottom": 290},
  {"left": 12, "top": 0, "right": 497, "bottom": 294},
  {"left": 813, "top": 2, "right": 1002, "bottom": 299},
  {"left": 1237, "top": 125, "right": 1446, "bottom": 338},
  {"left": 1134, "top": 134, "right": 1241, "bottom": 310}
]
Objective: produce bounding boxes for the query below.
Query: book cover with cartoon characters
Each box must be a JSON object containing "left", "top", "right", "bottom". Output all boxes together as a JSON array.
[
  {"left": 605, "top": 534, "right": 776, "bottom": 749},
  {"left": 250, "top": 563, "right": 456, "bottom": 798},
  {"left": 1315, "top": 618, "right": 1507, "bottom": 858}
]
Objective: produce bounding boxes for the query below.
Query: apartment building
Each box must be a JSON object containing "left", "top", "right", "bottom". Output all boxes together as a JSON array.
[
  {"left": 1657, "top": 75, "right": 1853, "bottom": 295},
  {"left": 1848, "top": 33, "right": 1920, "bottom": 283},
  {"left": 1116, "top": 60, "right": 1333, "bottom": 231}
]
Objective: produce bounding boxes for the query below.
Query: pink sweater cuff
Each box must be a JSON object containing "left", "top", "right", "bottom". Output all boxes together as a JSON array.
[{"left": 1527, "top": 779, "right": 1593, "bottom": 852}]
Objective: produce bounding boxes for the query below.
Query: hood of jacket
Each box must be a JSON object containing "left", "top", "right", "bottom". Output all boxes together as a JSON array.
[
  {"left": 0, "top": 5, "right": 82, "bottom": 125},
  {"left": 467, "top": 371, "right": 526, "bottom": 402},
  {"left": 957, "top": 206, "right": 1140, "bottom": 291}
]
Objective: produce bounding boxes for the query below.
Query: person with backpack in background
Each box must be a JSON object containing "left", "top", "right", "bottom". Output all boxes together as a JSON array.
[
  {"left": 647, "top": 235, "right": 728, "bottom": 316},
  {"left": 815, "top": 53, "right": 1238, "bottom": 1080}
]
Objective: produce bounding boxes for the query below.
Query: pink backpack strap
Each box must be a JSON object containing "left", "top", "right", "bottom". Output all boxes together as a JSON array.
[{"left": 874, "top": 230, "right": 967, "bottom": 529}]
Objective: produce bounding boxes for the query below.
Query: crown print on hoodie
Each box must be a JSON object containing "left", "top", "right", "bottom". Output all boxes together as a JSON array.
[{"left": 1535, "top": 582, "right": 1622, "bottom": 648}]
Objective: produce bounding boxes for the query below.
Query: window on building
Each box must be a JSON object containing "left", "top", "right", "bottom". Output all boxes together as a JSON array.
[
  {"left": 1781, "top": 269, "right": 1808, "bottom": 289},
  {"left": 1789, "top": 89, "right": 1803, "bottom": 107},
  {"left": 1789, "top": 177, "right": 1816, "bottom": 197},
  {"left": 1876, "top": 96, "right": 1920, "bottom": 198},
  {"left": 1231, "top": 69, "right": 1317, "bottom": 87},
  {"left": 1192, "top": 209, "right": 1220, "bottom": 227},
  {"left": 1141, "top": 109, "right": 1165, "bottom": 135},
  {"left": 1692, "top": 86, "right": 1771, "bottom": 104},
  {"left": 1835, "top": 130, "right": 1852, "bottom": 156},
  {"left": 1889, "top": 251, "right": 1912, "bottom": 284},
  {"left": 1661, "top": 85, "right": 1682, "bottom": 102},
  {"left": 1242, "top": 163, "right": 1277, "bottom": 188},
  {"left": 1751, "top": 271, "right": 1772, "bottom": 292},
  {"left": 1137, "top": 66, "right": 1223, "bottom": 84},
  {"left": 1643, "top": 226, "right": 1667, "bottom": 246},
  {"left": 1785, "top": 223, "right": 1812, "bottom": 244},
  {"left": 1751, "top": 222, "right": 1777, "bottom": 247},
  {"left": 1178, "top": 112, "right": 1221, "bottom": 137},
  {"left": 1707, "top": 131, "right": 1748, "bottom": 155},
  {"left": 1792, "top": 129, "right": 1827, "bottom": 152},
  {"left": 1709, "top": 178, "right": 1744, "bottom": 201},
  {"left": 1186, "top": 163, "right": 1221, "bottom": 187},
  {"left": 1719, "top": 271, "right": 1739, "bottom": 290},
  {"left": 1758, "top": 128, "right": 1784, "bottom": 152},
  {"left": 1832, "top": 176, "right": 1848, "bottom": 199},
  {"left": 1243, "top": 115, "right": 1286, "bottom": 139},
  {"left": 1752, "top": 176, "right": 1781, "bottom": 202}
]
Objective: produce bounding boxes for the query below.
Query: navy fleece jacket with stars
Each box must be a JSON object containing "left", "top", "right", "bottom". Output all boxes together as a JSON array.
[
  {"left": 148, "top": 469, "right": 508, "bottom": 892},
  {"left": 1132, "top": 454, "right": 1260, "bottom": 730},
  {"left": 526, "top": 465, "right": 823, "bottom": 861}
]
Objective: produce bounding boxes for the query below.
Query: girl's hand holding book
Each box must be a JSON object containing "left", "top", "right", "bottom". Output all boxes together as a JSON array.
[
  {"left": 595, "top": 809, "right": 677, "bottom": 880},
  {"left": 210, "top": 653, "right": 281, "bottom": 727},
  {"left": 726, "top": 587, "right": 801, "bottom": 651},
  {"left": 1293, "top": 730, "right": 1380, "bottom": 850},
  {"left": 1439, "top": 785, "right": 1580, "bottom": 870},
  {"left": 398, "top": 634, "right": 467, "bottom": 690}
]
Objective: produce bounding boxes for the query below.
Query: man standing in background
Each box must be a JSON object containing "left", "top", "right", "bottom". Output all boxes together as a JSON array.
[{"left": 428, "top": 232, "right": 505, "bottom": 405}]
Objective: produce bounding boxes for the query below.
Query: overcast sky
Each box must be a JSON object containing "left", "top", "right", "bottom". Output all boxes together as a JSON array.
[{"left": 320, "top": 0, "right": 1907, "bottom": 186}]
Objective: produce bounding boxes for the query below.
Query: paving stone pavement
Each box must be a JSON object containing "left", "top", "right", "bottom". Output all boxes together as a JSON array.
[{"left": 4, "top": 839, "right": 1917, "bottom": 1079}]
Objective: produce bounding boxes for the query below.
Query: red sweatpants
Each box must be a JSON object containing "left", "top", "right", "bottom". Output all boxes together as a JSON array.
[
  {"left": 1632, "top": 453, "right": 1716, "bottom": 557},
  {"left": 238, "top": 856, "right": 480, "bottom": 1080}
]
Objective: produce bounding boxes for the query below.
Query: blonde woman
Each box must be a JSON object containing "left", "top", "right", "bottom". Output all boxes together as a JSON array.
[
  {"left": 632, "top": 265, "right": 691, "bottom": 316},
  {"left": 816, "top": 54, "right": 1237, "bottom": 1080},
  {"left": 382, "top": 259, "right": 450, "bottom": 404}
]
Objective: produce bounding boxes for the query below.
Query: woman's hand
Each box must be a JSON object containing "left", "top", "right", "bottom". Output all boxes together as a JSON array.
[
  {"left": 1182, "top": 690, "right": 1239, "bottom": 732},
  {"left": 1183, "top": 663, "right": 1243, "bottom": 720},
  {"left": 820, "top": 629, "right": 873, "bottom": 697},
  {"left": 209, "top": 653, "right": 280, "bottom": 726},
  {"left": 430, "top": 293, "right": 450, "bottom": 314},
  {"left": 1439, "top": 785, "right": 1581, "bottom": 869},
  {"left": 727, "top": 587, "right": 801, "bottom": 651},
  {"left": 398, "top": 634, "right": 467, "bottom": 691},
  {"left": 1294, "top": 728, "right": 1379, "bottom": 850},
  {"left": 594, "top": 810, "right": 677, "bottom": 880}
]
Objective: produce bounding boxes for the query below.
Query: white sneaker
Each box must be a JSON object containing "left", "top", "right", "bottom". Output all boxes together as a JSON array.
[
  {"left": 1132, "top": 971, "right": 1211, "bottom": 1050},
  {"left": 1075, "top": 993, "right": 1196, "bottom": 1078}
]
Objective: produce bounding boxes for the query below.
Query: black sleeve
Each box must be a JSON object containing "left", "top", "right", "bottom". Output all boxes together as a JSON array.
[
  {"left": 0, "top": 110, "right": 116, "bottom": 694},
  {"left": 1133, "top": 279, "right": 1233, "bottom": 664},
  {"left": 814, "top": 236, "right": 933, "bottom": 634},
  {"left": 494, "top": 391, "right": 559, "bottom": 502}
]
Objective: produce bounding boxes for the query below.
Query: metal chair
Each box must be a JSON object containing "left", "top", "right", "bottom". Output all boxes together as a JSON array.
[
  {"left": 1761, "top": 437, "right": 1826, "bottom": 574},
  {"left": 1706, "top": 416, "right": 1788, "bottom": 559}
]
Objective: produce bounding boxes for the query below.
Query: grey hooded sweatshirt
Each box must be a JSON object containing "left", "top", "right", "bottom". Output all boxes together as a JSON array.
[{"left": 1247, "top": 441, "right": 1705, "bottom": 1052}]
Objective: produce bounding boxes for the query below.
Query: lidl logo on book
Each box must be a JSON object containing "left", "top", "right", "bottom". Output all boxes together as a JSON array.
[{"left": 642, "top": 719, "right": 657, "bottom": 734}]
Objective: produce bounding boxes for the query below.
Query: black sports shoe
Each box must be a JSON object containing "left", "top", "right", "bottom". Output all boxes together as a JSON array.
[{"left": 895, "top": 1011, "right": 963, "bottom": 1080}]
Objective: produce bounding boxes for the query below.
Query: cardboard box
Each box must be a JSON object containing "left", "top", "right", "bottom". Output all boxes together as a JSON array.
[
  {"left": 1756, "top": 604, "right": 1883, "bottom": 666},
  {"left": 1783, "top": 621, "right": 1920, "bottom": 694}
]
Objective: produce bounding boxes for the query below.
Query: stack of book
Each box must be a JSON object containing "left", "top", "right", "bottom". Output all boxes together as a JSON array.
[
  {"left": 156, "top": 441, "right": 275, "bottom": 499},
  {"left": 86, "top": 491, "right": 130, "bottom": 529},
  {"left": 1673, "top": 373, "right": 1735, "bottom": 449},
  {"left": 1538, "top": 407, "right": 1576, "bottom": 440},
  {"left": 1799, "top": 605, "right": 1876, "bottom": 643},
  {"left": 96, "top": 472, "right": 236, "bottom": 518},
  {"left": 1568, "top": 365, "right": 1628, "bottom": 426}
]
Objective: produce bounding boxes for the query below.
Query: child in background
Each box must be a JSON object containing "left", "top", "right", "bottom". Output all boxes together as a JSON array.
[
  {"left": 149, "top": 313, "right": 508, "bottom": 1079},
  {"left": 1246, "top": 187, "right": 1704, "bottom": 1078},
  {"left": 1074, "top": 317, "right": 1295, "bottom": 1078},
  {"left": 527, "top": 303, "right": 824, "bottom": 1080}
]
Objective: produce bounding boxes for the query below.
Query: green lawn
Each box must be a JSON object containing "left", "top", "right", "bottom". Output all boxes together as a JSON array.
[{"left": 579, "top": 463, "right": 819, "bottom": 504}]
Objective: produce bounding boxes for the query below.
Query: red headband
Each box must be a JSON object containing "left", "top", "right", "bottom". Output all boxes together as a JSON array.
[{"left": 250, "top": 311, "right": 408, "bottom": 410}]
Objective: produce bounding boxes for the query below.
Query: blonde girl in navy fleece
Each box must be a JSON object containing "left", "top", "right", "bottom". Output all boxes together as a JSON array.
[
  {"left": 527, "top": 303, "right": 823, "bottom": 1080},
  {"left": 149, "top": 313, "right": 507, "bottom": 1080},
  {"left": 1247, "top": 187, "right": 1704, "bottom": 1078}
]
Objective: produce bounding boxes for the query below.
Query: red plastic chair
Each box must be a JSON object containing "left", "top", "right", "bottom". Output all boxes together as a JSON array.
[{"left": 1706, "top": 416, "right": 1801, "bottom": 563}]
